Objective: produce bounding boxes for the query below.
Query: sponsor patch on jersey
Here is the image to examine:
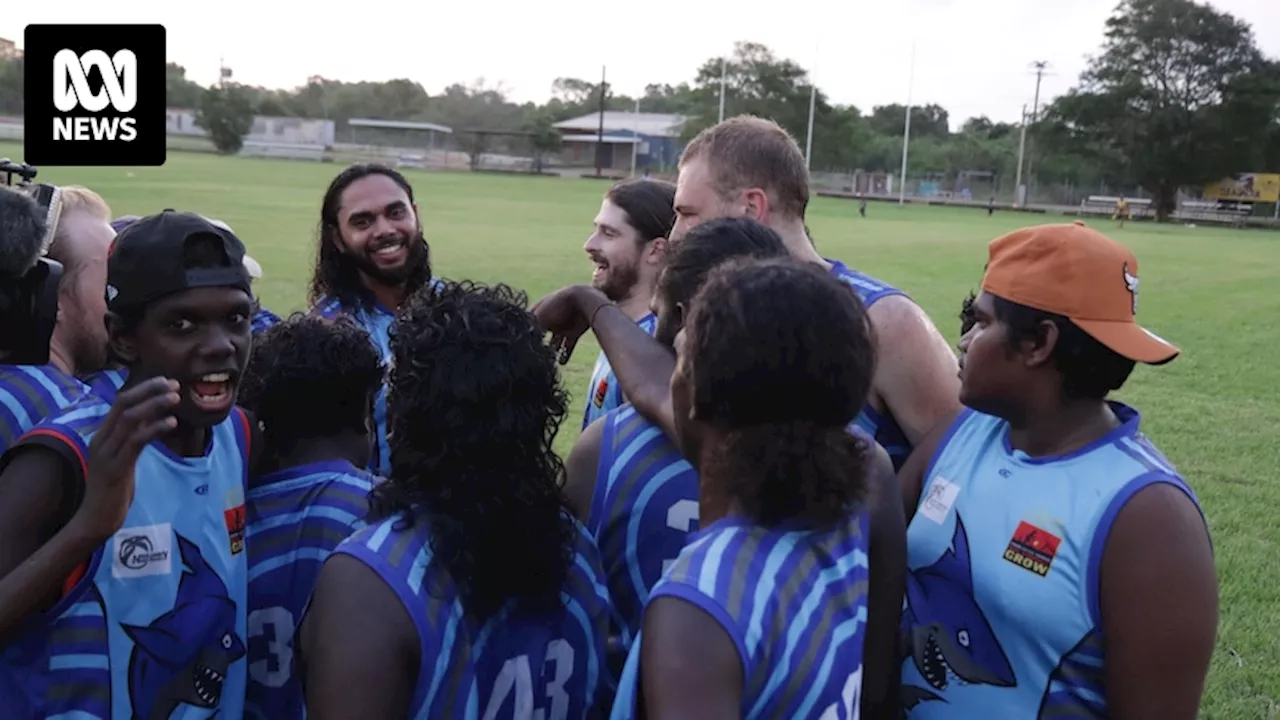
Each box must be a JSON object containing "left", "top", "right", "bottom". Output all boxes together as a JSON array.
[
  {"left": 593, "top": 377, "right": 609, "bottom": 408},
  {"left": 1003, "top": 521, "right": 1061, "bottom": 577},
  {"left": 919, "top": 476, "right": 960, "bottom": 524},
  {"left": 113, "top": 523, "right": 173, "bottom": 579},
  {"left": 224, "top": 504, "right": 246, "bottom": 555}
]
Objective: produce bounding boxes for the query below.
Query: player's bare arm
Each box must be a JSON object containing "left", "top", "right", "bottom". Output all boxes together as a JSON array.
[
  {"left": 1100, "top": 482, "right": 1218, "bottom": 719},
  {"left": 301, "top": 553, "right": 418, "bottom": 719},
  {"left": 895, "top": 410, "right": 963, "bottom": 523},
  {"left": 863, "top": 442, "right": 907, "bottom": 719},
  {"left": 866, "top": 295, "right": 963, "bottom": 446},
  {"left": 641, "top": 596, "right": 743, "bottom": 720},
  {"left": 563, "top": 417, "right": 605, "bottom": 522}
]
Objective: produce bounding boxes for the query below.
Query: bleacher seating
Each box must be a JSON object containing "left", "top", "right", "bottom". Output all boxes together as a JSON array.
[
  {"left": 1079, "top": 196, "right": 1154, "bottom": 219},
  {"left": 1176, "top": 199, "right": 1252, "bottom": 225}
]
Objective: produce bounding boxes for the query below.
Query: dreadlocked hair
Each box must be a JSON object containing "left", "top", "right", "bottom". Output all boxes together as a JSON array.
[
  {"left": 371, "top": 279, "right": 576, "bottom": 622},
  {"left": 684, "top": 257, "right": 877, "bottom": 528},
  {"left": 308, "top": 163, "right": 433, "bottom": 312}
]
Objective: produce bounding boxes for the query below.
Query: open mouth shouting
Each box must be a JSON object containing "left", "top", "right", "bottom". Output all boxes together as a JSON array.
[{"left": 189, "top": 372, "right": 236, "bottom": 414}]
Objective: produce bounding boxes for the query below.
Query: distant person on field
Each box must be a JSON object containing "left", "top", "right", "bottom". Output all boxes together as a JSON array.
[
  {"left": 237, "top": 314, "right": 384, "bottom": 720},
  {"left": 859, "top": 193, "right": 868, "bottom": 217},
  {"left": 987, "top": 196, "right": 995, "bottom": 216},
  {"left": 896, "top": 221, "right": 1216, "bottom": 718},
  {"left": 308, "top": 163, "right": 437, "bottom": 476},
  {"left": 1, "top": 185, "right": 115, "bottom": 454},
  {"left": 536, "top": 115, "right": 960, "bottom": 471},
  {"left": 580, "top": 178, "right": 675, "bottom": 430},
  {"left": 1114, "top": 195, "right": 1130, "bottom": 228}
]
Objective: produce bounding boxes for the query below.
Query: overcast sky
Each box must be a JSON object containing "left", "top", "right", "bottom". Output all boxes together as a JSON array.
[{"left": 4, "top": 0, "right": 1278, "bottom": 128}]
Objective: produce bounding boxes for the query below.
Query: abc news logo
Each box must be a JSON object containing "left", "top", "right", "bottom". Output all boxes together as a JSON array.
[
  {"left": 53, "top": 49, "right": 139, "bottom": 142},
  {"left": 24, "top": 25, "right": 166, "bottom": 167}
]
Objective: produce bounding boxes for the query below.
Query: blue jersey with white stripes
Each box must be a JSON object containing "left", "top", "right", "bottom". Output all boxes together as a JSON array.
[
  {"left": 0, "top": 395, "right": 252, "bottom": 719},
  {"left": 245, "top": 459, "right": 376, "bottom": 720},
  {"left": 251, "top": 306, "right": 282, "bottom": 335},
  {"left": 583, "top": 313, "right": 658, "bottom": 430},
  {"left": 611, "top": 512, "right": 873, "bottom": 719},
  {"left": 900, "top": 403, "right": 1202, "bottom": 718},
  {"left": 0, "top": 364, "right": 87, "bottom": 455},
  {"left": 312, "top": 296, "right": 395, "bottom": 477},
  {"left": 333, "top": 512, "right": 613, "bottom": 718},
  {"left": 827, "top": 260, "right": 914, "bottom": 470},
  {"left": 588, "top": 405, "right": 699, "bottom": 647},
  {"left": 82, "top": 366, "right": 128, "bottom": 403}
]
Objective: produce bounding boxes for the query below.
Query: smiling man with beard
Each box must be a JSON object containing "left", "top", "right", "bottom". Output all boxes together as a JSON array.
[
  {"left": 580, "top": 178, "right": 675, "bottom": 429},
  {"left": 309, "top": 164, "right": 436, "bottom": 476}
]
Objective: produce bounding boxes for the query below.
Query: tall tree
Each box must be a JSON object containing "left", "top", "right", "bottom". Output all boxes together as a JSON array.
[
  {"left": 1049, "top": 0, "right": 1280, "bottom": 219},
  {"left": 195, "top": 84, "right": 256, "bottom": 155}
]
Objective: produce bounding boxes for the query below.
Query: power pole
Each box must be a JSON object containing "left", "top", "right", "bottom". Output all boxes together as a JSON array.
[
  {"left": 1014, "top": 105, "right": 1028, "bottom": 207},
  {"left": 595, "top": 65, "right": 606, "bottom": 178},
  {"left": 718, "top": 58, "right": 727, "bottom": 123},
  {"left": 1024, "top": 61, "right": 1050, "bottom": 203}
]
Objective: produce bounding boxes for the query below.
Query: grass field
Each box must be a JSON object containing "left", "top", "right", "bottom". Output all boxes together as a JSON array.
[{"left": 3, "top": 141, "right": 1277, "bottom": 718}]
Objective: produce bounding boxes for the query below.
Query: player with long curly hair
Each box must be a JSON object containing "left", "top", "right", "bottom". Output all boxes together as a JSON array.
[
  {"left": 237, "top": 313, "right": 384, "bottom": 719},
  {"left": 300, "top": 281, "right": 611, "bottom": 719},
  {"left": 610, "top": 258, "right": 906, "bottom": 719},
  {"left": 308, "top": 163, "right": 436, "bottom": 476}
]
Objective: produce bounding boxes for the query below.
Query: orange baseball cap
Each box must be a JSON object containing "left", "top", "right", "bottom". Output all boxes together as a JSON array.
[{"left": 981, "top": 220, "right": 1179, "bottom": 365}]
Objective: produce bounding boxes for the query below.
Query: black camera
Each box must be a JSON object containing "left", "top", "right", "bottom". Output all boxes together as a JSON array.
[{"left": 1, "top": 158, "right": 63, "bottom": 366}]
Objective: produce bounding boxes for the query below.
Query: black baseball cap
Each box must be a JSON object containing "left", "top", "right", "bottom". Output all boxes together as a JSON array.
[{"left": 106, "top": 210, "right": 251, "bottom": 311}]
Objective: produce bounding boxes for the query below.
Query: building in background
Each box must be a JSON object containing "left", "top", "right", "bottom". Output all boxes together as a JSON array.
[
  {"left": 0, "top": 37, "right": 21, "bottom": 59},
  {"left": 554, "top": 112, "right": 686, "bottom": 171}
]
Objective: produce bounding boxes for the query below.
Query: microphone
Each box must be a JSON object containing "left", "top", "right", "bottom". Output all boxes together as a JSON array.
[{"left": 0, "top": 186, "right": 50, "bottom": 278}]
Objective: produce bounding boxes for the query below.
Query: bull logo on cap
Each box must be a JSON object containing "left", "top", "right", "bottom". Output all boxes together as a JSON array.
[{"left": 1123, "top": 263, "right": 1138, "bottom": 316}]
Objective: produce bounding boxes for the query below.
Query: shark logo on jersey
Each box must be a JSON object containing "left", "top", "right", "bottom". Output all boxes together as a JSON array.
[
  {"left": 899, "top": 515, "right": 1015, "bottom": 711},
  {"left": 121, "top": 534, "right": 246, "bottom": 719}
]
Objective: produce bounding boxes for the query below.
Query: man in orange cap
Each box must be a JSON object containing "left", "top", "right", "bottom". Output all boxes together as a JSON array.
[{"left": 894, "top": 221, "right": 1216, "bottom": 718}]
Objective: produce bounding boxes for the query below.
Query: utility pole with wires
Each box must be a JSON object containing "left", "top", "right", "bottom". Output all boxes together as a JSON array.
[{"left": 718, "top": 57, "right": 728, "bottom": 123}]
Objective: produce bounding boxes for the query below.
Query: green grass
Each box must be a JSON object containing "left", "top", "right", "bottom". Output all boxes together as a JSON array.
[{"left": 3, "top": 142, "right": 1277, "bottom": 719}]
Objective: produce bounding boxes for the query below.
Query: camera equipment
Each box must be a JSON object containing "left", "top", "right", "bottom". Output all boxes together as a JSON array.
[{"left": 1, "top": 159, "right": 63, "bottom": 366}]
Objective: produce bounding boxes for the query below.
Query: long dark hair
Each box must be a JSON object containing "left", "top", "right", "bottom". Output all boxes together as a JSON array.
[
  {"left": 308, "top": 164, "right": 433, "bottom": 311},
  {"left": 684, "top": 258, "right": 877, "bottom": 528},
  {"left": 371, "top": 280, "right": 575, "bottom": 621},
  {"left": 606, "top": 178, "right": 676, "bottom": 244}
]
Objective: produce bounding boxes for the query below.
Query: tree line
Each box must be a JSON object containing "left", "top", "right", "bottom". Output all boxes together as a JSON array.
[{"left": 0, "top": 0, "right": 1276, "bottom": 218}]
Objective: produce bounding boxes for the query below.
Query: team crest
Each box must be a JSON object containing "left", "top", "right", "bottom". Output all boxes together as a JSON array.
[
  {"left": 593, "top": 377, "right": 609, "bottom": 408},
  {"left": 1002, "top": 521, "right": 1061, "bottom": 577},
  {"left": 1123, "top": 262, "right": 1138, "bottom": 315},
  {"left": 224, "top": 504, "right": 246, "bottom": 555}
]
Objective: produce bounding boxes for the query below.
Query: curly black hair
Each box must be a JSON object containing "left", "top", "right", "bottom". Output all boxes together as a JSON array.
[
  {"left": 237, "top": 313, "right": 384, "bottom": 457},
  {"left": 959, "top": 290, "right": 978, "bottom": 336},
  {"left": 308, "top": 163, "right": 433, "bottom": 312},
  {"left": 684, "top": 257, "right": 876, "bottom": 528},
  {"left": 372, "top": 279, "right": 575, "bottom": 622}
]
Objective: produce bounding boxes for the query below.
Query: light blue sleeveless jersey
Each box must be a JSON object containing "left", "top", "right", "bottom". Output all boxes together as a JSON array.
[
  {"left": 0, "top": 395, "right": 252, "bottom": 719},
  {"left": 611, "top": 512, "right": 872, "bottom": 719},
  {"left": 589, "top": 405, "right": 699, "bottom": 648},
  {"left": 899, "top": 403, "right": 1201, "bottom": 718},
  {"left": 331, "top": 511, "right": 613, "bottom": 718},
  {"left": 582, "top": 313, "right": 658, "bottom": 430},
  {"left": 825, "top": 260, "right": 913, "bottom": 470}
]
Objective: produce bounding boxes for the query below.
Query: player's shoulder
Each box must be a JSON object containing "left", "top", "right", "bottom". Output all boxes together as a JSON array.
[{"left": 31, "top": 392, "right": 111, "bottom": 437}]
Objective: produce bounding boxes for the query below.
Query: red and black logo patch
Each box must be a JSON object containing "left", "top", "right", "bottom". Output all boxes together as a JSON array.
[
  {"left": 1002, "top": 521, "right": 1061, "bottom": 577},
  {"left": 593, "top": 378, "right": 609, "bottom": 408},
  {"left": 224, "top": 504, "right": 246, "bottom": 555}
]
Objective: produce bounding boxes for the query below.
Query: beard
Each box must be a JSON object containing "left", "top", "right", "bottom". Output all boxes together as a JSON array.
[
  {"left": 592, "top": 258, "right": 641, "bottom": 304},
  {"left": 348, "top": 231, "right": 429, "bottom": 288}
]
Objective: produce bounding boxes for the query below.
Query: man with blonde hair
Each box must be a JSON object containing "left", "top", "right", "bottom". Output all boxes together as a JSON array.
[{"left": 0, "top": 185, "right": 114, "bottom": 452}]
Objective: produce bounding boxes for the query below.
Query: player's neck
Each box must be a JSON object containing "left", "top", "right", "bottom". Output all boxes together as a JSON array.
[
  {"left": 362, "top": 277, "right": 407, "bottom": 312},
  {"left": 160, "top": 423, "right": 212, "bottom": 459},
  {"left": 46, "top": 332, "right": 77, "bottom": 376},
  {"left": 617, "top": 285, "right": 656, "bottom": 321},
  {"left": 1006, "top": 399, "right": 1120, "bottom": 459},
  {"left": 773, "top": 217, "right": 831, "bottom": 271},
  {"left": 266, "top": 436, "right": 364, "bottom": 476}
]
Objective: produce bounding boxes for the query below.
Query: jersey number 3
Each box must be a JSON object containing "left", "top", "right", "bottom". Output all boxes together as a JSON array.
[
  {"left": 248, "top": 606, "right": 295, "bottom": 688},
  {"left": 482, "top": 638, "right": 575, "bottom": 720},
  {"left": 662, "top": 499, "right": 700, "bottom": 575}
]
